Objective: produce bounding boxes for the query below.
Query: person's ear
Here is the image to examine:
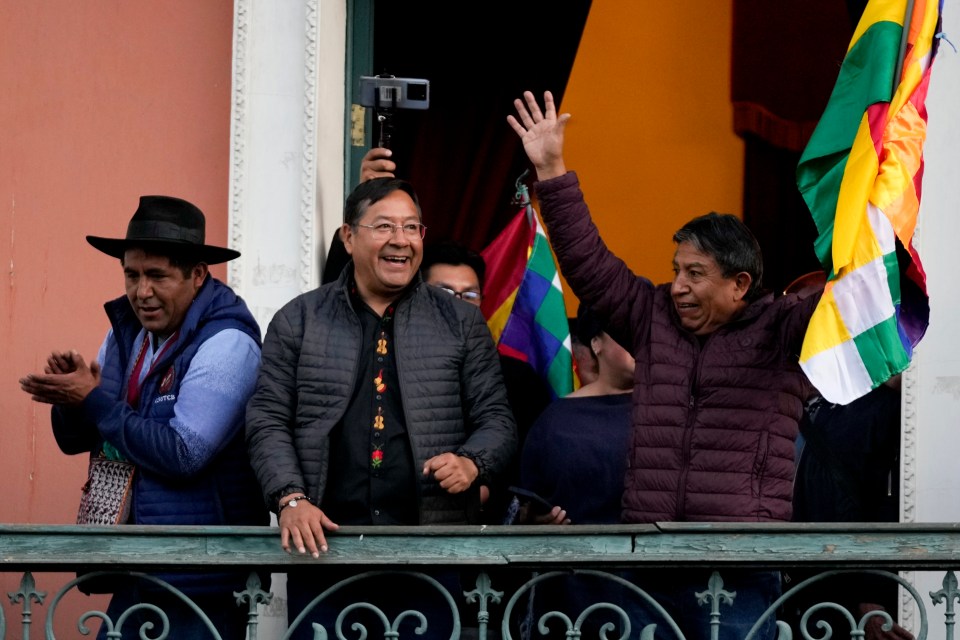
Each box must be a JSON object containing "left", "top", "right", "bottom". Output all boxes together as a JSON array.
[
  {"left": 590, "top": 335, "right": 602, "bottom": 358},
  {"left": 193, "top": 263, "right": 209, "bottom": 287},
  {"left": 341, "top": 224, "right": 355, "bottom": 255},
  {"left": 733, "top": 272, "right": 752, "bottom": 301}
]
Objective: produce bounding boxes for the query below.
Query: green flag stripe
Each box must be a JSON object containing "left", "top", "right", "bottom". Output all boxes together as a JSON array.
[
  {"left": 882, "top": 250, "right": 902, "bottom": 305},
  {"left": 527, "top": 234, "right": 557, "bottom": 278},
  {"left": 852, "top": 316, "right": 909, "bottom": 386},
  {"left": 534, "top": 285, "right": 569, "bottom": 341},
  {"left": 546, "top": 348, "right": 574, "bottom": 397},
  {"left": 797, "top": 20, "right": 903, "bottom": 269},
  {"left": 799, "top": 20, "right": 901, "bottom": 163}
]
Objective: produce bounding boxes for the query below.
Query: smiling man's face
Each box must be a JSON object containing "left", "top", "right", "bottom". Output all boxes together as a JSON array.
[
  {"left": 342, "top": 189, "right": 423, "bottom": 308},
  {"left": 670, "top": 241, "right": 749, "bottom": 335}
]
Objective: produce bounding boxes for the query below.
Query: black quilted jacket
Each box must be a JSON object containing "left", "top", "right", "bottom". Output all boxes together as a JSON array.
[{"left": 245, "top": 266, "right": 517, "bottom": 524}]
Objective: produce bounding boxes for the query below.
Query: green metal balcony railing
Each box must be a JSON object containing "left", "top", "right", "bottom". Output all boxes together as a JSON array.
[{"left": 2, "top": 522, "right": 960, "bottom": 639}]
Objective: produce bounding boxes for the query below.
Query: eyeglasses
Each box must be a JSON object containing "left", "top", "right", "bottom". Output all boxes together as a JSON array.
[
  {"left": 434, "top": 286, "right": 482, "bottom": 303},
  {"left": 355, "top": 222, "right": 427, "bottom": 240}
]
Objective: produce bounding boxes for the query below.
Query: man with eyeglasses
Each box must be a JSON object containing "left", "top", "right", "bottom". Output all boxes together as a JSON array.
[
  {"left": 360, "top": 151, "right": 554, "bottom": 522},
  {"left": 421, "top": 240, "right": 485, "bottom": 304},
  {"left": 246, "top": 177, "right": 516, "bottom": 639}
]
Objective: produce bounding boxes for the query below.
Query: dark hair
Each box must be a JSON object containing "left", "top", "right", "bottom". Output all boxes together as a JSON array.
[
  {"left": 421, "top": 240, "right": 486, "bottom": 289},
  {"left": 672, "top": 212, "right": 764, "bottom": 300},
  {"left": 321, "top": 234, "right": 350, "bottom": 285},
  {"left": 343, "top": 177, "right": 421, "bottom": 226},
  {"left": 568, "top": 316, "right": 583, "bottom": 346},
  {"left": 575, "top": 302, "right": 606, "bottom": 347}
]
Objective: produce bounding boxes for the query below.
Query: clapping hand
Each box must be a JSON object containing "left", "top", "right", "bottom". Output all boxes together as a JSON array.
[{"left": 20, "top": 350, "right": 101, "bottom": 405}]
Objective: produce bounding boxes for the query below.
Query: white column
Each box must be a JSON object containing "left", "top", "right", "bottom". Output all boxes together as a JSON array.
[
  {"left": 901, "top": 4, "right": 960, "bottom": 637},
  {"left": 227, "top": 0, "right": 346, "bottom": 635},
  {"left": 228, "top": 0, "right": 346, "bottom": 329}
]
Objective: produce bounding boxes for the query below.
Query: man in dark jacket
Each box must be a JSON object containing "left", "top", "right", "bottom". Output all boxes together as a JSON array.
[
  {"left": 245, "top": 177, "right": 516, "bottom": 639},
  {"left": 20, "top": 196, "right": 267, "bottom": 639},
  {"left": 507, "top": 91, "right": 823, "bottom": 640}
]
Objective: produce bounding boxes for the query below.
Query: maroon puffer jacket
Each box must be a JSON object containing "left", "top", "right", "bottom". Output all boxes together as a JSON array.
[{"left": 536, "top": 172, "right": 818, "bottom": 523}]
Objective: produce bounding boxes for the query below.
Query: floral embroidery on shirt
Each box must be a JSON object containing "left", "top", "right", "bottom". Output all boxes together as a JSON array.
[
  {"left": 370, "top": 306, "right": 395, "bottom": 470},
  {"left": 374, "top": 369, "right": 387, "bottom": 394}
]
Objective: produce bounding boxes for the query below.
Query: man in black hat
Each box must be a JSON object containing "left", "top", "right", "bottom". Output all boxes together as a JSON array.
[{"left": 20, "top": 195, "right": 268, "bottom": 640}]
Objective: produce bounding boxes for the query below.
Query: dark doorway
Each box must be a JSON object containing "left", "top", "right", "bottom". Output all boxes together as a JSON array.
[{"left": 361, "top": 1, "right": 592, "bottom": 252}]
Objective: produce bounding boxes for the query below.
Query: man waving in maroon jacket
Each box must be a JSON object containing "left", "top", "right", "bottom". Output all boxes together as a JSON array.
[{"left": 507, "top": 90, "right": 823, "bottom": 640}]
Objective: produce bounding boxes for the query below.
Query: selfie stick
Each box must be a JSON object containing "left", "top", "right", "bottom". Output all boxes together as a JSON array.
[{"left": 375, "top": 91, "right": 397, "bottom": 150}]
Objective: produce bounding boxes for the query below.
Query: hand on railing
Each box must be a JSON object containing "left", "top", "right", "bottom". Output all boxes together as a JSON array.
[
  {"left": 514, "top": 503, "right": 571, "bottom": 526},
  {"left": 531, "top": 505, "right": 571, "bottom": 525},
  {"left": 278, "top": 494, "right": 339, "bottom": 557}
]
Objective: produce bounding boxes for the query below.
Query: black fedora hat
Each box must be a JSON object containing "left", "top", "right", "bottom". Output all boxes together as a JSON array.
[{"left": 86, "top": 195, "right": 240, "bottom": 264}]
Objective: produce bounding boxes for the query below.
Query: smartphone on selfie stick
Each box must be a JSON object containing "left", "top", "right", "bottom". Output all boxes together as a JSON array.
[{"left": 358, "top": 74, "right": 430, "bottom": 150}]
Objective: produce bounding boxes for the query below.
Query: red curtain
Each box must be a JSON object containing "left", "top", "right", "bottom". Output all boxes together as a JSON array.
[{"left": 732, "top": 0, "right": 866, "bottom": 293}]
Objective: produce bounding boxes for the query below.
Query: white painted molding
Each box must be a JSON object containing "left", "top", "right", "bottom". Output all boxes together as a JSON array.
[
  {"left": 228, "top": 0, "right": 250, "bottom": 294},
  {"left": 299, "top": 0, "right": 319, "bottom": 293},
  {"left": 228, "top": 0, "right": 344, "bottom": 334},
  {"left": 900, "top": 359, "right": 918, "bottom": 633},
  {"left": 226, "top": 1, "right": 342, "bottom": 633},
  {"left": 902, "top": 360, "right": 918, "bottom": 525}
]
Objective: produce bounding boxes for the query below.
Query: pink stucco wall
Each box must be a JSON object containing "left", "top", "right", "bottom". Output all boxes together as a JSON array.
[{"left": 0, "top": 0, "right": 234, "bottom": 630}]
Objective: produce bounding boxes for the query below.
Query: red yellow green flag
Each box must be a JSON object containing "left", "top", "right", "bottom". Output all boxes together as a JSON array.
[
  {"left": 481, "top": 188, "right": 574, "bottom": 399},
  {"left": 795, "top": 0, "right": 941, "bottom": 404}
]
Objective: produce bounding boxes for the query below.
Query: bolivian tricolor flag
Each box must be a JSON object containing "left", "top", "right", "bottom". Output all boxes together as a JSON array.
[
  {"left": 481, "top": 186, "right": 574, "bottom": 399},
  {"left": 796, "top": 0, "right": 941, "bottom": 404}
]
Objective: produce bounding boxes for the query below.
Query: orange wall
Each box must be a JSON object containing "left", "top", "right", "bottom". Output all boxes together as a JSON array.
[
  {"left": 556, "top": 1, "right": 743, "bottom": 312},
  {"left": 0, "top": 0, "right": 234, "bottom": 629}
]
